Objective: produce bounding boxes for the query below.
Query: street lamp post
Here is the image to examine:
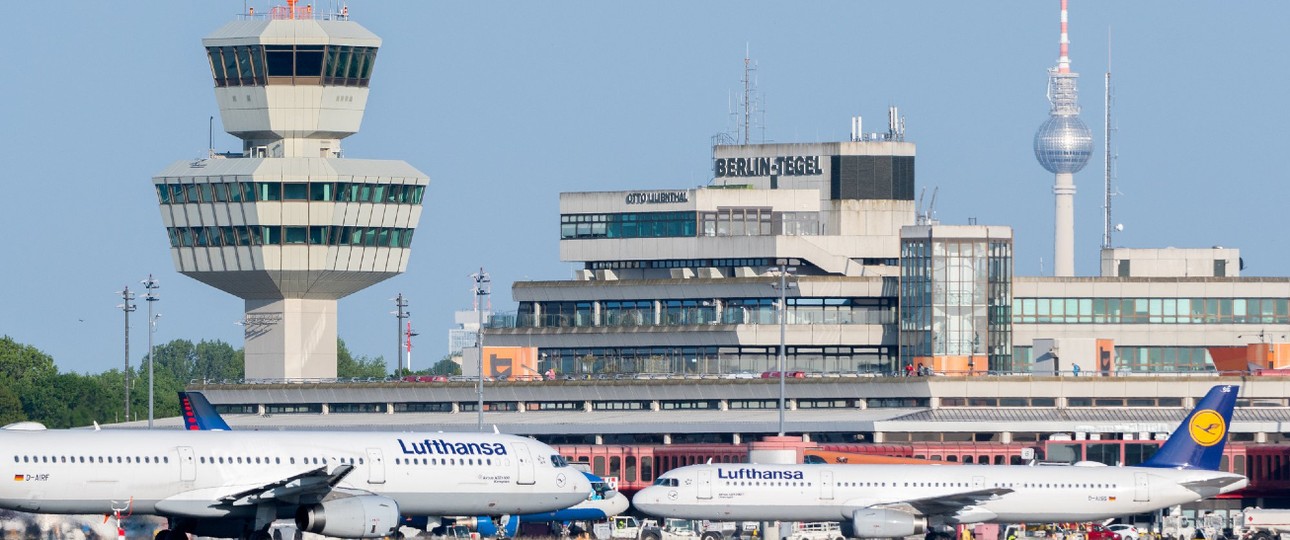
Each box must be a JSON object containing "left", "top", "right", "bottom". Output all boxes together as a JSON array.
[
  {"left": 393, "top": 294, "right": 410, "bottom": 374},
  {"left": 472, "top": 267, "right": 491, "bottom": 432},
  {"left": 773, "top": 263, "right": 797, "bottom": 437},
  {"left": 142, "top": 275, "right": 160, "bottom": 428},
  {"left": 117, "top": 287, "right": 137, "bottom": 422}
]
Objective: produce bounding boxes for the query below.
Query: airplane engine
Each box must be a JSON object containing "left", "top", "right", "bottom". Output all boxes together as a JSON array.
[
  {"left": 464, "top": 515, "right": 519, "bottom": 538},
  {"left": 295, "top": 495, "right": 400, "bottom": 538},
  {"left": 842, "top": 509, "right": 927, "bottom": 538}
]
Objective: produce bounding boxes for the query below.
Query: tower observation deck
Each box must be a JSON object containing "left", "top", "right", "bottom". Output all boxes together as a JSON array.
[
  {"left": 152, "top": 4, "right": 429, "bottom": 379},
  {"left": 1033, "top": 0, "right": 1092, "bottom": 277}
]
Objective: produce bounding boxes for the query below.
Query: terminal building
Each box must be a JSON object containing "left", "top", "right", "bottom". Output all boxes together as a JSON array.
[{"left": 481, "top": 111, "right": 1290, "bottom": 379}]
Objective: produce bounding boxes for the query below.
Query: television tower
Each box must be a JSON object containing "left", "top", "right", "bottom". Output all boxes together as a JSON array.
[
  {"left": 153, "top": 3, "right": 429, "bottom": 379},
  {"left": 1033, "top": 0, "right": 1093, "bottom": 277}
]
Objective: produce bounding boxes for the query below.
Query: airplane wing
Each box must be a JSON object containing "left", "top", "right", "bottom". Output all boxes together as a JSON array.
[
  {"left": 219, "top": 464, "right": 355, "bottom": 505},
  {"left": 870, "top": 487, "right": 1014, "bottom": 517}
]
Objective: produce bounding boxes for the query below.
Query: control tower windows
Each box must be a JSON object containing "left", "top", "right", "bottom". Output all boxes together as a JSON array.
[
  {"left": 166, "top": 226, "right": 415, "bottom": 248},
  {"left": 207, "top": 45, "right": 375, "bottom": 87},
  {"left": 156, "top": 181, "right": 425, "bottom": 205}
]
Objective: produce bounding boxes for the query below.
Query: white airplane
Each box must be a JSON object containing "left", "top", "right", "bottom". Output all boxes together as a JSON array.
[
  {"left": 634, "top": 385, "right": 1247, "bottom": 540},
  {"left": 0, "top": 420, "right": 592, "bottom": 540}
]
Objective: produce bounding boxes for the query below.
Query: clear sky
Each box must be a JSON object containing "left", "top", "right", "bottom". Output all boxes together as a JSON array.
[{"left": 1, "top": 2, "right": 1286, "bottom": 376}]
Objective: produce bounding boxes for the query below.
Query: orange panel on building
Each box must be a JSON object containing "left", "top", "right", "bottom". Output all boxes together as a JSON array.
[{"left": 482, "top": 346, "right": 539, "bottom": 380}]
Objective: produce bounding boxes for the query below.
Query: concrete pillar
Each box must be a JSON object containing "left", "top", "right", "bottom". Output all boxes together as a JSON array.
[
  {"left": 1054, "top": 171, "right": 1075, "bottom": 277},
  {"left": 386, "top": 402, "right": 394, "bottom": 415},
  {"left": 320, "top": 403, "right": 329, "bottom": 415},
  {"left": 663, "top": 434, "right": 672, "bottom": 445},
  {"left": 595, "top": 434, "right": 604, "bottom": 445},
  {"left": 872, "top": 432, "right": 885, "bottom": 443}
]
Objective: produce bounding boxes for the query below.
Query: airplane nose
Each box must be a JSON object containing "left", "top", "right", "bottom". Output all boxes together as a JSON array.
[
  {"left": 631, "top": 487, "right": 663, "bottom": 515},
  {"left": 606, "top": 493, "right": 630, "bottom": 516}
]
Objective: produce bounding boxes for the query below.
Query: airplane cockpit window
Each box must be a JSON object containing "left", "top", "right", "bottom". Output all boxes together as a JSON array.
[
  {"left": 652, "top": 477, "right": 679, "bottom": 487},
  {"left": 551, "top": 455, "right": 571, "bottom": 468}
]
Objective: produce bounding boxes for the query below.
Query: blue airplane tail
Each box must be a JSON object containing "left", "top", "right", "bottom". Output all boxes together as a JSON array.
[
  {"left": 1138, "top": 385, "right": 1237, "bottom": 470},
  {"left": 179, "top": 391, "right": 232, "bottom": 431}
]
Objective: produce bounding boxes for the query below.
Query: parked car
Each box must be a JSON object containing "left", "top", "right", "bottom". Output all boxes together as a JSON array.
[
  {"left": 402, "top": 375, "right": 448, "bottom": 383},
  {"left": 761, "top": 370, "right": 806, "bottom": 379},
  {"left": 1107, "top": 524, "right": 1140, "bottom": 540},
  {"left": 1084, "top": 524, "right": 1123, "bottom": 540}
]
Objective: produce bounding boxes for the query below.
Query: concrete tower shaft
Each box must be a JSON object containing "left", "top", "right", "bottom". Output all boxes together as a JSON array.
[{"left": 153, "top": 7, "right": 428, "bottom": 380}]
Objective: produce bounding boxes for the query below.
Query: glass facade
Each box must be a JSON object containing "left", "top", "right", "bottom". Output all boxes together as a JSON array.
[
  {"left": 900, "top": 231, "right": 1013, "bottom": 371},
  {"left": 1012, "top": 345, "right": 1214, "bottom": 372},
  {"left": 156, "top": 181, "right": 425, "bottom": 205},
  {"left": 513, "top": 297, "right": 895, "bottom": 329},
  {"left": 207, "top": 45, "right": 377, "bottom": 87},
  {"left": 530, "top": 344, "right": 894, "bottom": 376},
  {"left": 561, "top": 212, "right": 696, "bottom": 240},
  {"left": 165, "top": 226, "right": 414, "bottom": 248},
  {"left": 560, "top": 209, "right": 823, "bottom": 240},
  {"left": 1015, "top": 297, "right": 1290, "bottom": 324}
]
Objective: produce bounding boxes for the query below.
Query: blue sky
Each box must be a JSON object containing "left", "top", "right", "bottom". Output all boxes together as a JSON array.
[{"left": 1, "top": 2, "right": 1285, "bottom": 375}]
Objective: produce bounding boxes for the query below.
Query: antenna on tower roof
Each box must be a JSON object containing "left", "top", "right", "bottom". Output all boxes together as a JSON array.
[
  {"left": 1102, "top": 27, "right": 1118, "bottom": 250},
  {"left": 729, "top": 45, "right": 764, "bottom": 145},
  {"left": 1058, "top": 0, "right": 1072, "bottom": 74}
]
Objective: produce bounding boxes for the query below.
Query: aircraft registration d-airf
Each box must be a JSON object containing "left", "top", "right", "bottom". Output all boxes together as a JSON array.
[
  {"left": 0, "top": 405, "right": 591, "bottom": 540},
  {"left": 634, "top": 385, "right": 1247, "bottom": 540}
]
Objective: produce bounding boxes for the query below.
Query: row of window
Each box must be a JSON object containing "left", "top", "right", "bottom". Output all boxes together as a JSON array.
[
  {"left": 165, "top": 226, "right": 415, "bottom": 249},
  {"left": 939, "top": 397, "right": 1184, "bottom": 407},
  {"left": 560, "top": 211, "right": 824, "bottom": 240},
  {"left": 16, "top": 455, "right": 168, "bottom": 464},
  {"left": 207, "top": 45, "right": 377, "bottom": 87},
  {"left": 198, "top": 455, "right": 359, "bottom": 466},
  {"left": 1015, "top": 297, "right": 1290, "bottom": 324},
  {"left": 561, "top": 212, "right": 697, "bottom": 240},
  {"left": 516, "top": 298, "right": 895, "bottom": 329},
  {"left": 587, "top": 258, "right": 773, "bottom": 270},
  {"left": 392, "top": 457, "right": 497, "bottom": 466},
  {"left": 156, "top": 181, "right": 425, "bottom": 205}
]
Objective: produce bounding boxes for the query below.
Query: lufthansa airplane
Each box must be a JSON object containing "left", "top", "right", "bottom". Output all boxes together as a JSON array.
[
  {"left": 0, "top": 396, "right": 592, "bottom": 540},
  {"left": 634, "top": 385, "right": 1247, "bottom": 540},
  {"left": 177, "top": 392, "right": 627, "bottom": 537}
]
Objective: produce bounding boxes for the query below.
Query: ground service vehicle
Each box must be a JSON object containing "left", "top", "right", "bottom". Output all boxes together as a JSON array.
[
  {"left": 782, "top": 522, "right": 845, "bottom": 540},
  {"left": 609, "top": 516, "right": 642, "bottom": 540},
  {"left": 1236, "top": 508, "right": 1290, "bottom": 540},
  {"left": 640, "top": 519, "right": 700, "bottom": 540}
]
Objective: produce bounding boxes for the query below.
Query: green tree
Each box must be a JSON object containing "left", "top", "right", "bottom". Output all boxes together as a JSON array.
[
  {"left": 337, "top": 338, "right": 387, "bottom": 379},
  {"left": 428, "top": 355, "right": 461, "bottom": 376},
  {"left": 0, "top": 384, "right": 26, "bottom": 425}
]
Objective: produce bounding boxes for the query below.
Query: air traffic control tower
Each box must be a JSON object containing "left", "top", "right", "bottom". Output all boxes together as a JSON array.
[{"left": 152, "top": 3, "right": 428, "bottom": 379}]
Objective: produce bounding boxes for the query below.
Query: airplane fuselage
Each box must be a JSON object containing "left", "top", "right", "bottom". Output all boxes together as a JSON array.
[
  {"left": 0, "top": 428, "right": 589, "bottom": 519},
  {"left": 634, "top": 463, "right": 1247, "bottom": 524}
]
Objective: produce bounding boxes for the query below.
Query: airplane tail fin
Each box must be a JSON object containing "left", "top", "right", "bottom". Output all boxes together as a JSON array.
[
  {"left": 1139, "top": 385, "right": 1238, "bottom": 470},
  {"left": 179, "top": 391, "right": 232, "bottom": 431}
]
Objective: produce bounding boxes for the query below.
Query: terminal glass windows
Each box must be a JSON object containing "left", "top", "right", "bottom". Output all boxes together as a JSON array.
[
  {"left": 283, "top": 183, "right": 308, "bottom": 201},
  {"left": 560, "top": 212, "right": 697, "bottom": 240}
]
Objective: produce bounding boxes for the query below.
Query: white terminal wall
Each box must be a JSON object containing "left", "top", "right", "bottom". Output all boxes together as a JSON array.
[{"left": 1100, "top": 247, "right": 1241, "bottom": 278}]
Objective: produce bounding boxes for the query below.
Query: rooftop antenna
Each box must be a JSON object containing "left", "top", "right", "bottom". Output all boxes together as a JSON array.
[
  {"left": 1102, "top": 28, "right": 1118, "bottom": 250},
  {"left": 731, "top": 45, "right": 764, "bottom": 145}
]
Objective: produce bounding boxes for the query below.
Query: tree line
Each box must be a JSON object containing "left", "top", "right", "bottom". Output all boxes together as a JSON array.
[{"left": 0, "top": 335, "right": 455, "bottom": 429}]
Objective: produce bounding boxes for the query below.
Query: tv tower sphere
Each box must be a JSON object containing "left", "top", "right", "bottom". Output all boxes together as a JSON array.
[{"left": 1034, "top": 114, "right": 1093, "bottom": 174}]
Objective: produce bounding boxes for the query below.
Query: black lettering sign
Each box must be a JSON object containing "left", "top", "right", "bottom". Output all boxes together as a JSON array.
[
  {"left": 624, "top": 191, "right": 690, "bottom": 205},
  {"left": 714, "top": 156, "right": 822, "bottom": 178}
]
